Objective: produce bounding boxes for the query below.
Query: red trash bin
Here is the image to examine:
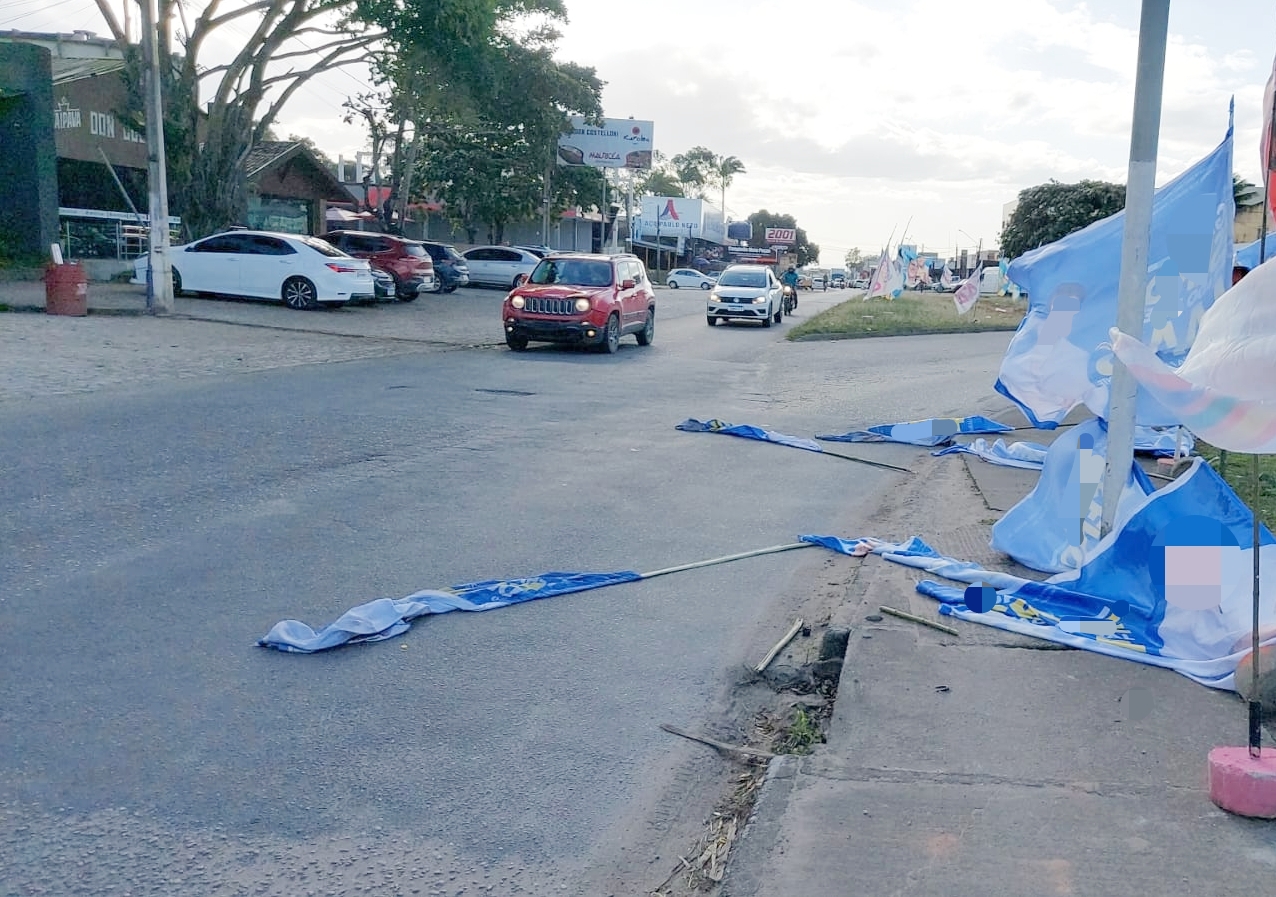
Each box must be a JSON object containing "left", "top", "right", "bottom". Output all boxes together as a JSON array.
[{"left": 45, "top": 262, "right": 89, "bottom": 316}]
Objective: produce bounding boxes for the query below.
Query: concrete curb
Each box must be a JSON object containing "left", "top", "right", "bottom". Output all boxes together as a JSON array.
[
  {"left": 718, "top": 754, "right": 801, "bottom": 897},
  {"left": 789, "top": 325, "right": 1020, "bottom": 342},
  {"left": 1, "top": 303, "right": 147, "bottom": 317}
]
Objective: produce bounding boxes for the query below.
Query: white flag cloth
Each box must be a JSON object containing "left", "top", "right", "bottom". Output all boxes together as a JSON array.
[
  {"left": 953, "top": 270, "right": 979, "bottom": 314},
  {"left": 867, "top": 252, "right": 891, "bottom": 299},
  {"left": 1110, "top": 257, "right": 1276, "bottom": 453},
  {"left": 940, "top": 264, "right": 954, "bottom": 288},
  {"left": 884, "top": 258, "right": 905, "bottom": 298}
]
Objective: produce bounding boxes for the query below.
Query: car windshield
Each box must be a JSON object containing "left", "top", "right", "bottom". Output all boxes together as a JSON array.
[
  {"left": 716, "top": 270, "right": 766, "bottom": 288},
  {"left": 528, "top": 259, "right": 613, "bottom": 287}
]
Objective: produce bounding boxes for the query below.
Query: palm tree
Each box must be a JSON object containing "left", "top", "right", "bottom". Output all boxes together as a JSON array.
[{"left": 714, "top": 154, "right": 747, "bottom": 217}]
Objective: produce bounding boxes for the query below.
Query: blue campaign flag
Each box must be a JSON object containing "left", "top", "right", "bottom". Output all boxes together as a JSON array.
[
  {"left": 932, "top": 438, "right": 1049, "bottom": 470},
  {"left": 818, "top": 415, "right": 1013, "bottom": 447},
  {"left": 803, "top": 461, "right": 1276, "bottom": 691},
  {"left": 1234, "top": 233, "right": 1276, "bottom": 270},
  {"left": 676, "top": 418, "right": 823, "bottom": 453},
  {"left": 989, "top": 418, "right": 1155, "bottom": 574},
  {"left": 258, "top": 570, "right": 643, "bottom": 653},
  {"left": 996, "top": 110, "right": 1234, "bottom": 428}
]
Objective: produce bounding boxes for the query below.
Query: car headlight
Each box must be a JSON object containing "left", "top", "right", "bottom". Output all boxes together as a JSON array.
[
  {"left": 511, "top": 296, "right": 525, "bottom": 309},
  {"left": 709, "top": 291, "right": 720, "bottom": 302},
  {"left": 574, "top": 297, "right": 591, "bottom": 313},
  {"left": 753, "top": 296, "right": 767, "bottom": 304}
]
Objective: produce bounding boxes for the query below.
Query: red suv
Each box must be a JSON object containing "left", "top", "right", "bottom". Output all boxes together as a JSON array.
[
  {"left": 502, "top": 253, "right": 656, "bottom": 353},
  {"left": 322, "top": 231, "right": 436, "bottom": 300}
]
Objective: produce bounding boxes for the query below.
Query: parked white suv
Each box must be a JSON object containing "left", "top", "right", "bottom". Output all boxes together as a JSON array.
[{"left": 706, "top": 264, "right": 784, "bottom": 327}]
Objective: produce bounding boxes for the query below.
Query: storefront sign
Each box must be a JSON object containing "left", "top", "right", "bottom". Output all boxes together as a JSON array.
[{"left": 51, "top": 72, "right": 147, "bottom": 169}]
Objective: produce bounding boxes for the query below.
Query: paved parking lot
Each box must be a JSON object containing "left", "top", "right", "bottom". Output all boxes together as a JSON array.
[{"left": 0, "top": 281, "right": 513, "bottom": 402}]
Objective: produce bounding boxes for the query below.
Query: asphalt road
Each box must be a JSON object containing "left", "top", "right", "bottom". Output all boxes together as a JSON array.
[{"left": 0, "top": 286, "right": 1015, "bottom": 895}]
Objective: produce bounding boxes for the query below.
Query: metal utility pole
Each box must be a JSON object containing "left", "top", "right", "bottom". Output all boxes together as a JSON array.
[
  {"left": 1100, "top": 0, "right": 1170, "bottom": 537},
  {"left": 140, "top": 0, "right": 173, "bottom": 314}
]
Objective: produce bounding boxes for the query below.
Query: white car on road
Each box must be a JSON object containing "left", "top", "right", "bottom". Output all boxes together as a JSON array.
[
  {"left": 132, "top": 230, "right": 374, "bottom": 309},
  {"left": 706, "top": 264, "right": 784, "bottom": 327},
  {"left": 461, "top": 245, "right": 542, "bottom": 290},
  {"left": 666, "top": 268, "right": 717, "bottom": 290}
]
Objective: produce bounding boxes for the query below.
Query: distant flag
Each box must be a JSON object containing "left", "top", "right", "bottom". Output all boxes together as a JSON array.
[
  {"left": 1264, "top": 50, "right": 1276, "bottom": 221},
  {"left": 953, "top": 267, "right": 979, "bottom": 314},
  {"left": 885, "top": 257, "right": 906, "bottom": 298},
  {"left": 940, "top": 264, "right": 955, "bottom": 288},
  {"left": 867, "top": 251, "right": 891, "bottom": 298}
]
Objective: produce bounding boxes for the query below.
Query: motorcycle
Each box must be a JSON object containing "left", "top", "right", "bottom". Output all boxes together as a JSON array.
[{"left": 782, "top": 284, "right": 798, "bottom": 315}]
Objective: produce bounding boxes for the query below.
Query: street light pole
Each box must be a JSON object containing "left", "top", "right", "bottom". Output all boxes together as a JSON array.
[
  {"left": 140, "top": 0, "right": 172, "bottom": 314},
  {"left": 1100, "top": 0, "right": 1170, "bottom": 537}
]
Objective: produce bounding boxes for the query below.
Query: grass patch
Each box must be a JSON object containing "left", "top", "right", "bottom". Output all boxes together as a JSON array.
[
  {"left": 787, "top": 290, "right": 1026, "bottom": 340},
  {"left": 1195, "top": 442, "right": 1276, "bottom": 531}
]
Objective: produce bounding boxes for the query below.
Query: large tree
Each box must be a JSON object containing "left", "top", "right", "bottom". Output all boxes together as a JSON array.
[
  {"left": 746, "top": 210, "right": 819, "bottom": 267},
  {"left": 409, "top": 21, "right": 603, "bottom": 243},
  {"left": 94, "top": 0, "right": 568, "bottom": 239},
  {"left": 999, "top": 179, "right": 1126, "bottom": 261}
]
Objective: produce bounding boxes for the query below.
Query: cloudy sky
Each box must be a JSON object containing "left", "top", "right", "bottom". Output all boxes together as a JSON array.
[{"left": 7, "top": 0, "right": 1274, "bottom": 265}]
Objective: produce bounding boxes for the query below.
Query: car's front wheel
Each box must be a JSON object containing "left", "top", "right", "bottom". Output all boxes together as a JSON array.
[
  {"left": 506, "top": 333, "right": 528, "bottom": 351},
  {"left": 172, "top": 269, "right": 183, "bottom": 297},
  {"left": 762, "top": 305, "right": 773, "bottom": 327},
  {"left": 773, "top": 304, "right": 783, "bottom": 324},
  {"left": 668, "top": 280, "right": 679, "bottom": 289},
  {"left": 701, "top": 282, "right": 712, "bottom": 290},
  {"left": 707, "top": 315, "right": 717, "bottom": 326},
  {"left": 636, "top": 309, "right": 654, "bottom": 346},
  {"left": 600, "top": 312, "right": 621, "bottom": 353},
  {"left": 282, "top": 276, "right": 319, "bottom": 310}
]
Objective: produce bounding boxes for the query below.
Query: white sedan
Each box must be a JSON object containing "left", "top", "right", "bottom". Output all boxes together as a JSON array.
[
  {"left": 666, "top": 268, "right": 718, "bottom": 290},
  {"left": 461, "top": 245, "right": 542, "bottom": 289},
  {"left": 706, "top": 264, "right": 784, "bottom": 327},
  {"left": 131, "top": 230, "right": 374, "bottom": 309}
]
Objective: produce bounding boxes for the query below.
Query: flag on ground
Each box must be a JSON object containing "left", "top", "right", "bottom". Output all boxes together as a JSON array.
[{"left": 817, "top": 415, "right": 1013, "bottom": 447}]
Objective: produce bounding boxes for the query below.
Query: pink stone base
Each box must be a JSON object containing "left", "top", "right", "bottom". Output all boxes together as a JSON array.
[{"left": 1208, "top": 746, "right": 1276, "bottom": 818}]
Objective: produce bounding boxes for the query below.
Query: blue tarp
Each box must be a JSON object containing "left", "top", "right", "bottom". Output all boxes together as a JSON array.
[
  {"left": 1234, "top": 233, "right": 1276, "bottom": 270},
  {"left": 803, "top": 461, "right": 1276, "bottom": 691},
  {"left": 996, "top": 111, "right": 1234, "bottom": 429},
  {"left": 817, "top": 415, "right": 1013, "bottom": 447},
  {"left": 258, "top": 571, "right": 643, "bottom": 653},
  {"left": 675, "top": 418, "right": 823, "bottom": 452},
  {"left": 932, "top": 438, "right": 1049, "bottom": 469}
]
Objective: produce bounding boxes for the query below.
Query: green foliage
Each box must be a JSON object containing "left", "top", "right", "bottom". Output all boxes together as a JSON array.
[
  {"left": 746, "top": 209, "right": 819, "bottom": 267},
  {"left": 843, "top": 247, "right": 866, "bottom": 270},
  {"left": 775, "top": 709, "right": 822, "bottom": 755},
  {"left": 999, "top": 179, "right": 1126, "bottom": 261},
  {"left": 1234, "top": 175, "right": 1263, "bottom": 208}
]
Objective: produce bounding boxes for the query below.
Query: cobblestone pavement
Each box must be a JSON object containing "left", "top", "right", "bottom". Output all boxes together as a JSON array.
[{"left": 0, "top": 283, "right": 514, "bottom": 402}]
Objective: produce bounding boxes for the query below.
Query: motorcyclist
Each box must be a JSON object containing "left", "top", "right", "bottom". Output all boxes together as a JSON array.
[{"left": 780, "top": 265, "right": 799, "bottom": 310}]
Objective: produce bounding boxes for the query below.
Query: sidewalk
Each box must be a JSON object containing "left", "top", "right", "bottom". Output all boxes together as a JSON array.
[{"left": 723, "top": 418, "right": 1276, "bottom": 896}]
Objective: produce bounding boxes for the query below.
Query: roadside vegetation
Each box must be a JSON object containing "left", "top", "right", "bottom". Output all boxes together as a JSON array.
[
  {"left": 787, "top": 290, "right": 1026, "bottom": 340},
  {"left": 1196, "top": 443, "right": 1276, "bottom": 530}
]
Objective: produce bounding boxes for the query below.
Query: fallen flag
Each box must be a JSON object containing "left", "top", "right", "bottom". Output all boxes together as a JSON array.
[
  {"left": 801, "top": 460, "right": 1276, "bottom": 691},
  {"left": 817, "top": 415, "right": 1013, "bottom": 447}
]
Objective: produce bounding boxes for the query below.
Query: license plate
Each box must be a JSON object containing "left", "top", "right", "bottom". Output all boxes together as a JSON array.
[{"left": 728, "top": 304, "right": 744, "bottom": 312}]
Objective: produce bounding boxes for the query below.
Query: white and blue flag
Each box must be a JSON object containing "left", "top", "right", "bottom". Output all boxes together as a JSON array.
[{"left": 996, "top": 110, "right": 1234, "bottom": 428}]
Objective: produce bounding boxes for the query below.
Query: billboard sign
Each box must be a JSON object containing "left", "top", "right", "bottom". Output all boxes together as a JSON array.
[
  {"left": 764, "top": 227, "right": 796, "bottom": 246},
  {"left": 557, "top": 117, "right": 655, "bottom": 169},
  {"left": 726, "top": 220, "right": 753, "bottom": 242},
  {"left": 632, "top": 197, "right": 726, "bottom": 246}
]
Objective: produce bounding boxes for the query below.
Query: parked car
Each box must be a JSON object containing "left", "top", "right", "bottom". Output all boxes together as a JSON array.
[
  {"left": 462, "top": 245, "right": 542, "bottom": 289},
  {"left": 321, "top": 230, "right": 435, "bottom": 300},
  {"left": 418, "top": 241, "right": 470, "bottom": 292},
  {"left": 502, "top": 253, "right": 655, "bottom": 353},
  {"left": 370, "top": 267, "right": 396, "bottom": 301},
  {"left": 130, "top": 230, "right": 373, "bottom": 309},
  {"left": 852, "top": 278, "right": 869, "bottom": 289},
  {"left": 514, "top": 244, "right": 552, "bottom": 258},
  {"left": 706, "top": 264, "right": 784, "bottom": 327},
  {"left": 830, "top": 272, "right": 846, "bottom": 288},
  {"left": 666, "top": 268, "right": 717, "bottom": 290}
]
